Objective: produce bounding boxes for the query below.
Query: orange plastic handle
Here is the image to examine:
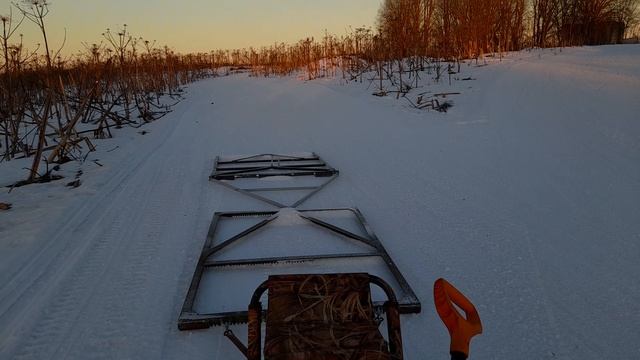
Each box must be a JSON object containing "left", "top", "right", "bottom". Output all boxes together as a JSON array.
[{"left": 434, "top": 278, "right": 483, "bottom": 357}]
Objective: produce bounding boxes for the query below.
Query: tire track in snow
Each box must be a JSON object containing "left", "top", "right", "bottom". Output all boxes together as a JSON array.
[
  {"left": 10, "top": 162, "right": 164, "bottom": 360},
  {"left": 0, "top": 97, "right": 191, "bottom": 318},
  {"left": 50, "top": 100, "right": 206, "bottom": 359},
  {"left": 58, "top": 159, "right": 184, "bottom": 359},
  {"left": 0, "top": 99, "right": 192, "bottom": 358}
]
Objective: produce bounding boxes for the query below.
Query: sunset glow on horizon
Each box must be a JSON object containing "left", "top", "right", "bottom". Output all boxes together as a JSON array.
[{"left": 5, "top": 0, "right": 381, "bottom": 56}]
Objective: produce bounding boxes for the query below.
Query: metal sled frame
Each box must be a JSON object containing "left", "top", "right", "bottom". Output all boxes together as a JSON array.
[
  {"left": 209, "top": 153, "right": 339, "bottom": 208},
  {"left": 178, "top": 208, "right": 421, "bottom": 330}
]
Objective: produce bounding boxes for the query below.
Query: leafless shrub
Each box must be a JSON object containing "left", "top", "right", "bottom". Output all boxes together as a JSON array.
[{"left": 0, "top": 3, "right": 218, "bottom": 185}]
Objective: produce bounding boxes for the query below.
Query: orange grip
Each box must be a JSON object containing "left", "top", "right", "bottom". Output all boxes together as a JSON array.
[{"left": 434, "top": 278, "right": 482, "bottom": 357}]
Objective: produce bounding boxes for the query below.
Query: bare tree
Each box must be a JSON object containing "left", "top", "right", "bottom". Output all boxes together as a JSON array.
[{"left": 0, "top": 8, "right": 24, "bottom": 160}]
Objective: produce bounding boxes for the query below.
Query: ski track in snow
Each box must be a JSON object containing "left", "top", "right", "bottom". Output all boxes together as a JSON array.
[{"left": 1, "top": 45, "right": 639, "bottom": 359}]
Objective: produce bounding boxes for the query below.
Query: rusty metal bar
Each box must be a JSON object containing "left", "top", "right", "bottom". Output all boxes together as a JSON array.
[
  {"left": 178, "top": 208, "right": 421, "bottom": 330},
  {"left": 204, "top": 252, "right": 376, "bottom": 268}
]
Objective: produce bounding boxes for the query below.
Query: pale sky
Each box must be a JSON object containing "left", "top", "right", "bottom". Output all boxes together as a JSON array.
[{"left": 3, "top": 0, "right": 382, "bottom": 56}]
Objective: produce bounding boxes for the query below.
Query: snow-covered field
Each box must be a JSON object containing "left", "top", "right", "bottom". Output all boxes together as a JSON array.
[{"left": 0, "top": 45, "right": 639, "bottom": 359}]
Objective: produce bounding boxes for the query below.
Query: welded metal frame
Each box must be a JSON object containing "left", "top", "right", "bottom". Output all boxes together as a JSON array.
[
  {"left": 209, "top": 153, "right": 339, "bottom": 208},
  {"left": 178, "top": 208, "right": 421, "bottom": 330}
]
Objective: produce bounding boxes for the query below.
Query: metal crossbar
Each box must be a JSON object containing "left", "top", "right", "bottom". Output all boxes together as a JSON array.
[
  {"left": 178, "top": 208, "right": 421, "bottom": 330},
  {"left": 209, "top": 153, "right": 339, "bottom": 208}
]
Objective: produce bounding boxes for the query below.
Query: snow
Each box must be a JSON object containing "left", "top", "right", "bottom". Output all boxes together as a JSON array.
[
  {"left": 271, "top": 207, "right": 304, "bottom": 225},
  {"left": 209, "top": 211, "right": 372, "bottom": 261},
  {"left": 1, "top": 44, "right": 640, "bottom": 359}
]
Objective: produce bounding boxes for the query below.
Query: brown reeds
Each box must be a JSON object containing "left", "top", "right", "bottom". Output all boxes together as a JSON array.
[{"left": 0, "top": 1, "right": 217, "bottom": 184}]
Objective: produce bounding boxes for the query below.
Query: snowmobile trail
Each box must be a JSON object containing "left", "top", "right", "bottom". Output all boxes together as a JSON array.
[
  {"left": 0, "top": 45, "right": 639, "bottom": 360},
  {"left": 0, "top": 94, "right": 204, "bottom": 359}
]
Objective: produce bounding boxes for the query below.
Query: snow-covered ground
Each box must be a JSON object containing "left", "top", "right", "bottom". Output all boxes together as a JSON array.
[{"left": 1, "top": 45, "right": 639, "bottom": 359}]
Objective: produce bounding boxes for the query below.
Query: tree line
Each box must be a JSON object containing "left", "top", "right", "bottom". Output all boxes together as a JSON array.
[{"left": 377, "top": 0, "right": 637, "bottom": 59}]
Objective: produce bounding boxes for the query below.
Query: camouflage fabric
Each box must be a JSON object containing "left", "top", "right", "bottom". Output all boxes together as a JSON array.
[{"left": 263, "top": 274, "right": 396, "bottom": 360}]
